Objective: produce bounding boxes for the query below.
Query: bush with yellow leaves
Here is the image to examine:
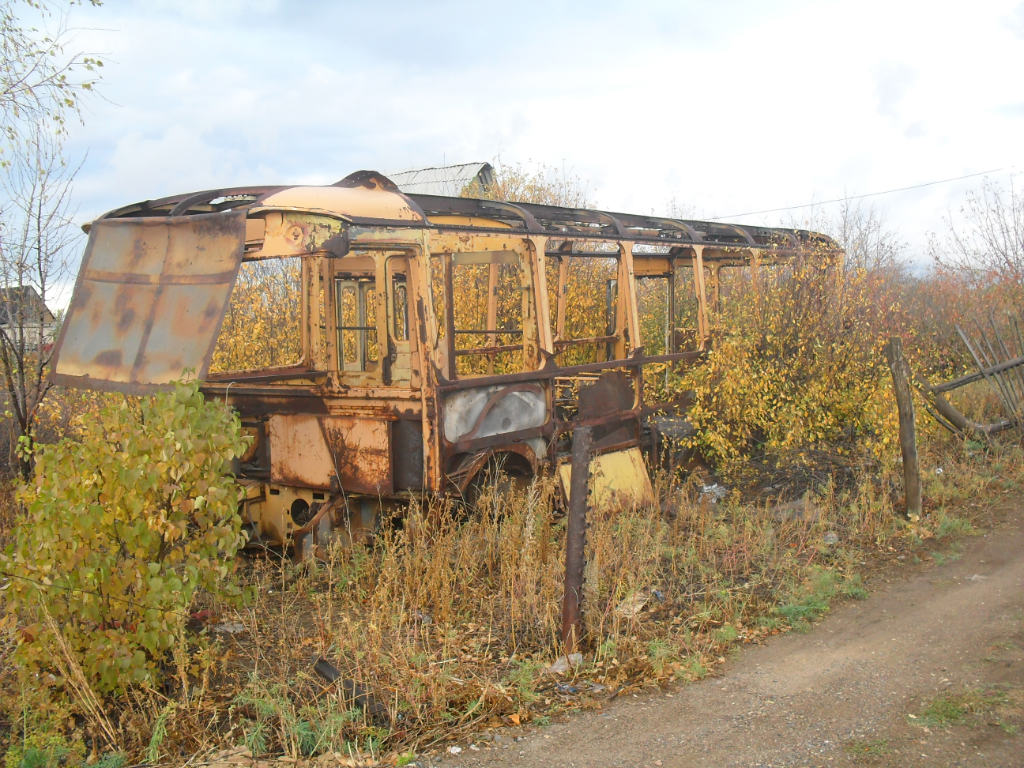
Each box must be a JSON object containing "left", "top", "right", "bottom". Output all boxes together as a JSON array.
[
  {"left": 682, "top": 258, "right": 902, "bottom": 480},
  {"left": 3, "top": 380, "right": 249, "bottom": 695}
]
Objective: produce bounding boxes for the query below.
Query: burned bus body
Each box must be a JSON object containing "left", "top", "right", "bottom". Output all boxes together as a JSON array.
[{"left": 52, "top": 171, "right": 841, "bottom": 551}]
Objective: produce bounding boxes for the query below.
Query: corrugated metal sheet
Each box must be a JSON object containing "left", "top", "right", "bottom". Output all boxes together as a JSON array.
[{"left": 388, "top": 162, "right": 494, "bottom": 197}]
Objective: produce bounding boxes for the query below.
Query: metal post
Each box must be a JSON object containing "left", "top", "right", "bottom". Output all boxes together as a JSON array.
[{"left": 561, "top": 425, "right": 592, "bottom": 652}]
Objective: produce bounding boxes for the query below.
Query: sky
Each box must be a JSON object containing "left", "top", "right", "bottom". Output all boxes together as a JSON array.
[{"left": 55, "top": 0, "right": 1024, "bottom": 267}]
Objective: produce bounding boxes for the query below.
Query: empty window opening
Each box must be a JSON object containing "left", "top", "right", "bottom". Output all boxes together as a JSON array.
[
  {"left": 392, "top": 276, "right": 409, "bottom": 341},
  {"left": 636, "top": 275, "right": 670, "bottom": 356},
  {"left": 547, "top": 254, "right": 619, "bottom": 365},
  {"left": 673, "top": 260, "right": 707, "bottom": 352},
  {"left": 450, "top": 252, "right": 526, "bottom": 377},
  {"left": 211, "top": 258, "right": 302, "bottom": 372},
  {"left": 336, "top": 277, "right": 378, "bottom": 372}
]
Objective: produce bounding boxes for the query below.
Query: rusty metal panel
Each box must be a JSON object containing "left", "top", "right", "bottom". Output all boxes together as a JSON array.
[
  {"left": 557, "top": 446, "right": 654, "bottom": 510},
  {"left": 267, "top": 414, "right": 392, "bottom": 494},
  {"left": 577, "top": 370, "right": 635, "bottom": 418},
  {"left": 267, "top": 414, "right": 333, "bottom": 489},
  {"left": 52, "top": 211, "right": 246, "bottom": 393},
  {"left": 392, "top": 419, "right": 424, "bottom": 490},
  {"left": 321, "top": 416, "right": 393, "bottom": 494}
]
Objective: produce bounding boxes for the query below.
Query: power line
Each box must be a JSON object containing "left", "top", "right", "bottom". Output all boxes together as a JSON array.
[{"left": 710, "top": 166, "right": 1012, "bottom": 221}]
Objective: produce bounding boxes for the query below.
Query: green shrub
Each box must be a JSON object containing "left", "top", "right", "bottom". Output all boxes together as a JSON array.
[{"left": 3, "top": 380, "right": 248, "bottom": 694}]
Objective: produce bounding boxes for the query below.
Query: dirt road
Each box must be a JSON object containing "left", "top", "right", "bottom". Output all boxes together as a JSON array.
[{"left": 432, "top": 507, "right": 1024, "bottom": 767}]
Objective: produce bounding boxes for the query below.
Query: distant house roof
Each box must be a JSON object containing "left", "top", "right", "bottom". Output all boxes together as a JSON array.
[
  {"left": 0, "top": 286, "right": 55, "bottom": 326},
  {"left": 387, "top": 162, "right": 495, "bottom": 197}
]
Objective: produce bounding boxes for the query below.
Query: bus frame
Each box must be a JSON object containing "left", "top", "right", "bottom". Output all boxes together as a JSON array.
[{"left": 52, "top": 171, "right": 842, "bottom": 553}]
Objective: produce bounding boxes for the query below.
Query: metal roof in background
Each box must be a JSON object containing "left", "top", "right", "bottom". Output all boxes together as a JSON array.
[{"left": 388, "top": 162, "right": 494, "bottom": 197}]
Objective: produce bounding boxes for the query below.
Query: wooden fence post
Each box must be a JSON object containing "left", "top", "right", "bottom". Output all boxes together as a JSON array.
[{"left": 885, "top": 337, "right": 922, "bottom": 517}]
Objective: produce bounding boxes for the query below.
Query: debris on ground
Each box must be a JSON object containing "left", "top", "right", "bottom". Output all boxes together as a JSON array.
[
  {"left": 545, "top": 653, "right": 583, "bottom": 675},
  {"left": 699, "top": 483, "right": 729, "bottom": 504}
]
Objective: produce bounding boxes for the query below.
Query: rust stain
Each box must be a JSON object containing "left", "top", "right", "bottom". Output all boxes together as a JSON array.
[
  {"left": 319, "top": 416, "right": 393, "bottom": 495},
  {"left": 94, "top": 350, "right": 123, "bottom": 367}
]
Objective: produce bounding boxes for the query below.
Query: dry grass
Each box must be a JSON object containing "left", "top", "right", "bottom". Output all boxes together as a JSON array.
[
  {"left": 103, "top": 473, "right": 898, "bottom": 760},
  {"left": 2, "top": 438, "right": 1022, "bottom": 765}
]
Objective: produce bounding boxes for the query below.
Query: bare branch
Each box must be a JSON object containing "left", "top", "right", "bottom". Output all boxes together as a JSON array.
[
  {"left": 0, "top": 117, "right": 79, "bottom": 478},
  {"left": 931, "top": 178, "right": 1024, "bottom": 296},
  {"left": 0, "top": 0, "right": 102, "bottom": 145}
]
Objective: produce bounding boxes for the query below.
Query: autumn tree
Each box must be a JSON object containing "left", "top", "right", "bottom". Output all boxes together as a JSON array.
[
  {"left": 0, "top": 1, "right": 99, "bottom": 477},
  {"left": 5, "top": 380, "right": 248, "bottom": 697},
  {"left": 0, "top": 125, "right": 78, "bottom": 477},
  {"left": 830, "top": 200, "right": 906, "bottom": 274},
  {"left": 0, "top": 0, "right": 100, "bottom": 144},
  {"left": 463, "top": 160, "right": 592, "bottom": 208},
  {"left": 930, "top": 177, "right": 1024, "bottom": 305},
  {"left": 674, "top": 201, "right": 926, "bottom": 481}
]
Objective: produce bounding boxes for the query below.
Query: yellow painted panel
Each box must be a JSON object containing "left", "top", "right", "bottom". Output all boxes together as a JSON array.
[
  {"left": 258, "top": 186, "right": 424, "bottom": 222},
  {"left": 429, "top": 215, "right": 513, "bottom": 229},
  {"left": 558, "top": 446, "right": 654, "bottom": 510}
]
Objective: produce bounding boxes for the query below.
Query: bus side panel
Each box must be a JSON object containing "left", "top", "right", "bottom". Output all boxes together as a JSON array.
[{"left": 268, "top": 413, "right": 393, "bottom": 494}]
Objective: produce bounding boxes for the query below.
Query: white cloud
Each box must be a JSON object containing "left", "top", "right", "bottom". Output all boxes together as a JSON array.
[{"left": 58, "top": 0, "right": 1024, "bottom": 263}]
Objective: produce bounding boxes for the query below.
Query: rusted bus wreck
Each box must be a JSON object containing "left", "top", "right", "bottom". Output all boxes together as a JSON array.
[{"left": 52, "top": 171, "right": 841, "bottom": 551}]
